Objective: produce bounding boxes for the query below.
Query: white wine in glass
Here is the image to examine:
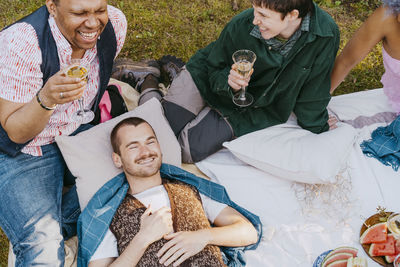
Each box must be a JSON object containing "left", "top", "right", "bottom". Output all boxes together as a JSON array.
[
  {"left": 387, "top": 213, "right": 400, "bottom": 239},
  {"left": 65, "top": 59, "right": 94, "bottom": 124},
  {"left": 232, "top": 49, "right": 256, "bottom": 107}
]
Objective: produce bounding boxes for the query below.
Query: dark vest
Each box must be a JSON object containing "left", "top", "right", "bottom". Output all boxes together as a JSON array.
[
  {"left": 110, "top": 179, "right": 226, "bottom": 267},
  {"left": 0, "top": 6, "right": 117, "bottom": 156}
]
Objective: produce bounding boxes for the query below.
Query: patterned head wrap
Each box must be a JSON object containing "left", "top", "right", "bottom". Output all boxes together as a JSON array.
[{"left": 382, "top": 0, "right": 400, "bottom": 15}]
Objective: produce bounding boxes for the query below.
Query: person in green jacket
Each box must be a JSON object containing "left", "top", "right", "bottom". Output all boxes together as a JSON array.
[{"left": 121, "top": 0, "right": 340, "bottom": 163}]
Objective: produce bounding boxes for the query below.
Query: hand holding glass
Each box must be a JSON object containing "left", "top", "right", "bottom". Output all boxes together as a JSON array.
[
  {"left": 232, "top": 49, "right": 256, "bottom": 107},
  {"left": 64, "top": 59, "right": 94, "bottom": 123}
]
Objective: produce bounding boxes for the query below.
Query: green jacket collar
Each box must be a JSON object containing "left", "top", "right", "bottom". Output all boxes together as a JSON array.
[{"left": 309, "top": 2, "right": 335, "bottom": 38}]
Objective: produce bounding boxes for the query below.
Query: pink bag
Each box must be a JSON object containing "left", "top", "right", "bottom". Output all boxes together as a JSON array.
[{"left": 93, "top": 83, "right": 127, "bottom": 124}]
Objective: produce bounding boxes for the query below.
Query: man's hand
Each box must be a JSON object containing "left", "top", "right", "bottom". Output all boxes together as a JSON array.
[
  {"left": 157, "top": 230, "right": 208, "bottom": 267},
  {"left": 39, "top": 70, "right": 87, "bottom": 107},
  {"left": 328, "top": 115, "right": 338, "bottom": 130},
  {"left": 139, "top": 205, "right": 173, "bottom": 246},
  {"left": 228, "top": 64, "right": 253, "bottom": 92}
]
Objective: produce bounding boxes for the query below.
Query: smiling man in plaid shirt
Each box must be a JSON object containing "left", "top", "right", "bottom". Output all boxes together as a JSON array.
[{"left": 0, "top": 0, "right": 126, "bottom": 265}]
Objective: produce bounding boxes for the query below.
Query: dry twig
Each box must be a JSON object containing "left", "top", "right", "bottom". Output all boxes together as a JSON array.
[{"left": 231, "top": 0, "right": 239, "bottom": 11}]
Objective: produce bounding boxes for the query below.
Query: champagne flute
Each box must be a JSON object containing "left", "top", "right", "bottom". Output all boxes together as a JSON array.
[
  {"left": 394, "top": 254, "right": 400, "bottom": 267},
  {"left": 387, "top": 213, "right": 400, "bottom": 239},
  {"left": 232, "top": 49, "right": 257, "bottom": 107},
  {"left": 388, "top": 213, "right": 400, "bottom": 267},
  {"left": 65, "top": 59, "right": 94, "bottom": 123}
]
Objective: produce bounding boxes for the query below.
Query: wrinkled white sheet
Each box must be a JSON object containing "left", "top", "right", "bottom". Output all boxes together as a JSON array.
[
  {"left": 8, "top": 90, "right": 396, "bottom": 266},
  {"left": 196, "top": 90, "right": 400, "bottom": 267}
]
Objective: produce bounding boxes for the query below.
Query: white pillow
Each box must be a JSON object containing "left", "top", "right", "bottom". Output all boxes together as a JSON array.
[
  {"left": 223, "top": 121, "right": 357, "bottom": 184},
  {"left": 328, "top": 88, "right": 396, "bottom": 127},
  {"left": 56, "top": 98, "right": 181, "bottom": 209}
]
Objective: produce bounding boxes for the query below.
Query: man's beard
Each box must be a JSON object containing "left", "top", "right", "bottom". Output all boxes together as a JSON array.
[{"left": 124, "top": 154, "right": 162, "bottom": 178}]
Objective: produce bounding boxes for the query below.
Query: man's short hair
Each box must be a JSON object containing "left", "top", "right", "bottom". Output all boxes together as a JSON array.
[
  {"left": 110, "top": 117, "right": 156, "bottom": 154},
  {"left": 250, "top": 0, "right": 313, "bottom": 18}
]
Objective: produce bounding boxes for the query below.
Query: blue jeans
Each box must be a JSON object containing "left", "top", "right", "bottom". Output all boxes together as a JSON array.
[{"left": 0, "top": 124, "right": 91, "bottom": 266}]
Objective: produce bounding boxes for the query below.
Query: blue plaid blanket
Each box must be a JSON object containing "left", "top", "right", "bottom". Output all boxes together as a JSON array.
[
  {"left": 361, "top": 115, "right": 400, "bottom": 171},
  {"left": 77, "top": 164, "right": 262, "bottom": 267}
]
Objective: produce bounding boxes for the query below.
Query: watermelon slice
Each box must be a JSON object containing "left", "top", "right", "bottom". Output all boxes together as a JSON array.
[
  {"left": 347, "top": 257, "right": 368, "bottom": 266},
  {"left": 326, "top": 259, "right": 348, "bottom": 267},
  {"left": 332, "top": 247, "right": 358, "bottom": 257},
  {"left": 386, "top": 238, "right": 400, "bottom": 263},
  {"left": 323, "top": 246, "right": 358, "bottom": 262},
  {"left": 322, "top": 252, "right": 353, "bottom": 267},
  {"left": 369, "top": 234, "right": 396, "bottom": 256},
  {"left": 360, "top": 222, "right": 387, "bottom": 244}
]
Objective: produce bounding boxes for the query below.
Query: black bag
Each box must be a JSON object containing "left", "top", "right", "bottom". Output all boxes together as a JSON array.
[{"left": 92, "top": 84, "right": 128, "bottom": 125}]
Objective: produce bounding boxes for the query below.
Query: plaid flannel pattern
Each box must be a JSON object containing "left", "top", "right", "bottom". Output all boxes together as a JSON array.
[
  {"left": 250, "top": 13, "right": 310, "bottom": 57},
  {"left": 77, "top": 164, "right": 263, "bottom": 267},
  {"left": 361, "top": 115, "right": 400, "bottom": 171}
]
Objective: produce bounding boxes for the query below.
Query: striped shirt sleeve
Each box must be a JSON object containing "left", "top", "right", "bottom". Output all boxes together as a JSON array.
[
  {"left": 107, "top": 5, "right": 127, "bottom": 58},
  {"left": 0, "top": 22, "right": 43, "bottom": 103}
]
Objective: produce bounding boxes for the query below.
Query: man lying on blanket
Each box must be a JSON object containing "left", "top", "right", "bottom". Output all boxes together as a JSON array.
[{"left": 77, "top": 117, "right": 262, "bottom": 267}]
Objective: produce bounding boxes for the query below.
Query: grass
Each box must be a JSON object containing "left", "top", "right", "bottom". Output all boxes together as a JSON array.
[
  {"left": 324, "top": 0, "right": 384, "bottom": 95},
  {"left": 0, "top": 0, "right": 384, "bottom": 264},
  {"left": 0, "top": 230, "right": 7, "bottom": 266}
]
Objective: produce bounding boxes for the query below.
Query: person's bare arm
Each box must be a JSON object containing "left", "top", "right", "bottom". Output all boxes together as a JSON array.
[
  {"left": 330, "top": 6, "right": 389, "bottom": 93},
  {"left": 88, "top": 231, "right": 150, "bottom": 267},
  {"left": 88, "top": 257, "right": 116, "bottom": 267},
  {"left": 88, "top": 206, "right": 173, "bottom": 267},
  {"left": 158, "top": 206, "right": 258, "bottom": 267},
  {"left": 206, "top": 205, "right": 258, "bottom": 246},
  {"left": 0, "top": 71, "right": 85, "bottom": 143}
]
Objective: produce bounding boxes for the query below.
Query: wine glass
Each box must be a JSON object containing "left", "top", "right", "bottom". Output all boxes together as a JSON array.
[
  {"left": 393, "top": 254, "right": 400, "bottom": 267},
  {"left": 232, "top": 49, "right": 257, "bottom": 107},
  {"left": 387, "top": 213, "right": 400, "bottom": 239},
  {"left": 388, "top": 213, "right": 400, "bottom": 267},
  {"left": 65, "top": 59, "right": 94, "bottom": 123},
  {"left": 394, "top": 254, "right": 400, "bottom": 267}
]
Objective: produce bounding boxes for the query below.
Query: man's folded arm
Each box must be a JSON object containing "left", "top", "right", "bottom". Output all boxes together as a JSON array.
[
  {"left": 0, "top": 97, "right": 53, "bottom": 144},
  {"left": 294, "top": 32, "right": 339, "bottom": 134},
  {"left": 207, "top": 26, "right": 239, "bottom": 99},
  {"left": 203, "top": 205, "right": 258, "bottom": 247},
  {"left": 88, "top": 231, "right": 150, "bottom": 267}
]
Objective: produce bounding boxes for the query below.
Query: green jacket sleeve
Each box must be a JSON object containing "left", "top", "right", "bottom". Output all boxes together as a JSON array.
[
  {"left": 206, "top": 24, "right": 237, "bottom": 99},
  {"left": 294, "top": 31, "right": 340, "bottom": 134}
]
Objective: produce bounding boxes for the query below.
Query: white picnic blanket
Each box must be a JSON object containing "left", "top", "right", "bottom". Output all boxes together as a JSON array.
[
  {"left": 196, "top": 89, "right": 400, "bottom": 267},
  {"left": 8, "top": 89, "right": 398, "bottom": 267}
]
